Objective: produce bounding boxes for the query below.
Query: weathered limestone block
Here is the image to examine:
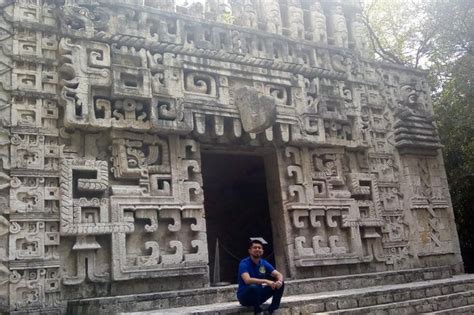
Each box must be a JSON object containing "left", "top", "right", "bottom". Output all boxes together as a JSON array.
[{"left": 234, "top": 86, "right": 276, "bottom": 133}]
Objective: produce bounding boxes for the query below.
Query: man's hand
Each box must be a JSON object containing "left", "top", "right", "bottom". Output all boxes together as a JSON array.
[
  {"left": 267, "top": 279, "right": 283, "bottom": 290},
  {"left": 274, "top": 280, "right": 283, "bottom": 289},
  {"left": 241, "top": 271, "right": 284, "bottom": 290},
  {"left": 268, "top": 281, "right": 277, "bottom": 290},
  {"left": 270, "top": 269, "right": 284, "bottom": 289}
]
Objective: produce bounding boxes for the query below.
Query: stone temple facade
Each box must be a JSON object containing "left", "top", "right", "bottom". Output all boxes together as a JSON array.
[{"left": 0, "top": 0, "right": 464, "bottom": 313}]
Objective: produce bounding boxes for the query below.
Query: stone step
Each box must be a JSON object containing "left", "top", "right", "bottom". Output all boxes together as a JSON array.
[
  {"left": 67, "top": 266, "right": 456, "bottom": 314},
  {"left": 320, "top": 290, "right": 474, "bottom": 314},
  {"left": 428, "top": 304, "right": 474, "bottom": 315},
  {"left": 120, "top": 274, "right": 474, "bottom": 315}
]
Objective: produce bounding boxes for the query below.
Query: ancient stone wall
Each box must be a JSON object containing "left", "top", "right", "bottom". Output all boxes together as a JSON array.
[{"left": 0, "top": 0, "right": 463, "bottom": 313}]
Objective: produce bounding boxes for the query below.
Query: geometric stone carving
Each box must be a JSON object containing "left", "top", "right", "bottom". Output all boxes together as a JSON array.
[
  {"left": 9, "top": 221, "right": 59, "bottom": 261},
  {"left": 112, "top": 67, "right": 152, "bottom": 100},
  {"left": 60, "top": 159, "right": 133, "bottom": 235},
  {"left": 10, "top": 176, "right": 59, "bottom": 214},
  {"left": 1, "top": 0, "right": 463, "bottom": 312},
  {"left": 288, "top": 200, "right": 365, "bottom": 267},
  {"left": 9, "top": 267, "right": 61, "bottom": 312},
  {"left": 58, "top": 38, "right": 112, "bottom": 129},
  {"left": 10, "top": 134, "right": 45, "bottom": 170},
  {"left": 184, "top": 72, "right": 217, "bottom": 98},
  {"left": 110, "top": 198, "right": 208, "bottom": 281}
]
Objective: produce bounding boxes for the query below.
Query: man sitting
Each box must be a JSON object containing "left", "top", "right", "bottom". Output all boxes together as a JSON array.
[{"left": 237, "top": 238, "right": 285, "bottom": 314}]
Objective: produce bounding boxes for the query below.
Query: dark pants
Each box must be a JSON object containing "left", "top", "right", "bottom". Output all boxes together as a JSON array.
[{"left": 238, "top": 283, "right": 285, "bottom": 314}]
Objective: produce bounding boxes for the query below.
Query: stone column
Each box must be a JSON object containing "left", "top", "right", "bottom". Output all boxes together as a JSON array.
[{"left": 7, "top": 0, "right": 62, "bottom": 312}]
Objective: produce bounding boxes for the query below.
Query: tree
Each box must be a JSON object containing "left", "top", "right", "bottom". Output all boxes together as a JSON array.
[
  {"left": 362, "top": 0, "right": 474, "bottom": 271},
  {"left": 362, "top": 0, "right": 473, "bottom": 85},
  {"left": 435, "top": 53, "right": 474, "bottom": 269}
]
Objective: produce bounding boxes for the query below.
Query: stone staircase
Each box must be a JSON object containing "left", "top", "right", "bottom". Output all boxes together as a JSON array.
[{"left": 66, "top": 266, "right": 474, "bottom": 315}]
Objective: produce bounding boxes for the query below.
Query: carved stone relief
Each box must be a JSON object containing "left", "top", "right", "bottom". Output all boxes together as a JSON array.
[
  {"left": 234, "top": 86, "right": 276, "bottom": 133},
  {"left": 309, "top": 1, "right": 327, "bottom": 43},
  {"left": 402, "top": 157, "right": 454, "bottom": 257},
  {"left": 288, "top": 0, "right": 305, "bottom": 39},
  {"left": 329, "top": 4, "right": 349, "bottom": 48},
  {"left": 0, "top": 4, "right": 12, "bottom": 312},
  {"left": 0, "top": 0, "right": 462, "bottom": 312}
]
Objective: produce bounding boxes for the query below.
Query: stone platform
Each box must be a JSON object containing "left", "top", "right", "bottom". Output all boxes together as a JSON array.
[
  {"left": 121, "top": 274, "right": 474, "bottom": 315},
  {"left": 66, "top": 266, "right": 474, "bottom": 315}
]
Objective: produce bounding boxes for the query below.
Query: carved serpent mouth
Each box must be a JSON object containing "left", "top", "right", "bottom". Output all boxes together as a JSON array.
[{"left": 408, "top": 93, "right": 417, "bottom": 103}]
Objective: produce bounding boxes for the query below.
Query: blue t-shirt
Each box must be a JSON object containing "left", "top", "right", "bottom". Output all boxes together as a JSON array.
[{"left": 237, "top": 257, "right": 275, "bottom": 299}]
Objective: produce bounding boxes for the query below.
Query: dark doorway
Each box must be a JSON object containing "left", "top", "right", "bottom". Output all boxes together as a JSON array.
[{"left": 201, "top": 152, "right": 275, "bottom": 284}]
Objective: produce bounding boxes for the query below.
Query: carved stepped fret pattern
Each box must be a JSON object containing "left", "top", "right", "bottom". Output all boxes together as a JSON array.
[{"left": 0, "top": 0, "right": 463, "bottom": 313}]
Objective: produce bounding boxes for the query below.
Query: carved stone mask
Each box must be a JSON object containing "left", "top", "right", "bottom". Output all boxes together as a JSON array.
[
  {"left": 234, "top": 86, "right": 277, "bottom": 133},
  {"left": 400, "top": 84, "right": 419, "bottom": 107}
]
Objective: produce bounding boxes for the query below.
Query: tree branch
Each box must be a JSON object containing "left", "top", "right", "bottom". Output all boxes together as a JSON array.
[{"left": 360, "top": 13, "right": 405, "bottom": 65}]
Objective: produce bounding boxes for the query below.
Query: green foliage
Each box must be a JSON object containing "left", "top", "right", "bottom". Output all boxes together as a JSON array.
[
  {"left": 362, "top": 0, "right": 473, "bottom": 76},
  {"left": 362, "top": 0, "right": 431, "bottom": 66},
  {"left": 434, "top": 54, "right": 474, "bottom": 258}
]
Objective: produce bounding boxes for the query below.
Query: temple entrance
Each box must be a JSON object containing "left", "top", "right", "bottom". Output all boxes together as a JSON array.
[{"left": 201, "top": 151, "right": 275, "bottom": 284}]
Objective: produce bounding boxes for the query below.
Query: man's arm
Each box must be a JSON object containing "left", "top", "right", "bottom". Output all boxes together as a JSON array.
[
  {"left": 241, "top": 272, "right": 274, "bottom": 286},
  {"left": 240, "top": 270, "right": 284, "bottom": 290},
  {"left": 271, "top": 269, "right": 284, "bottom": 282},
  {"left": 271, "top": 270, "right": 284, "bottom": 289}
]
